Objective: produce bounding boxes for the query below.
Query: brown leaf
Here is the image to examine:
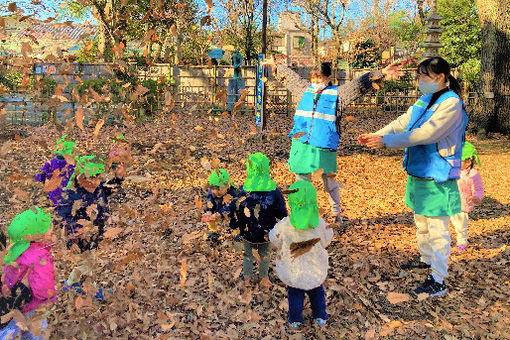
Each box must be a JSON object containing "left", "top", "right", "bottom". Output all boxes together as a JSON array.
[
  {"left": 75, "top": 106, "right": 84, "bottom": 130},
  {"left": 8, "top": 3, "right": 17, "bottom": 12},
  {"left": 93, "top": 119, "right": 105, "bottom": 138},
  {"left": 292, "top": 131, "right": 306, "bottom": 140},
  {"left": 44, "top": 169, "right": 63, "bottom": 192},
  {"left": 75, "top": 295, "right": 84, "bottom": 310},
  {"left": 388, "top": 320, "right": 404, "bottom": 328},
  {"left": 386, "top": 292, "right": 411, "bottom": 304},
  {"left": 194, "top": 195, "right": 202, "bottom": 210},
  {"left": 103, "top": 227, "right": 123, "bottom": 240},
  {"left": 290, "top": 238, "right": 320, "bottom": 258},
  {"left": 180, "top": 259, "right": 187, "bottom": 287},
  {"left": 14, "top": 188, "right": 29, "bottom": 202}
]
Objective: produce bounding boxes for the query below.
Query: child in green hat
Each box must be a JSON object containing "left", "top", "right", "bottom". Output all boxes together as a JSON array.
[
  {"left": 201, "top": 168, "right": 243, "bottom": 243},
  {"left": 57, "top": 155, "right": 125, "bottom": 285},
  {"left": 0, "top": 207, "right": 55, "bottom": 338},
  {"left": 234, "top": 153, "right": 288, "bottom": 285},
  {"left": 35, "top": 135, "right": 77, "bottom": 206},
  {"left": 269, "top": 180, "right": 333, "bottom": 329},
  {"left": 450, "top": 141, "right": 484, "bottom": 253}
]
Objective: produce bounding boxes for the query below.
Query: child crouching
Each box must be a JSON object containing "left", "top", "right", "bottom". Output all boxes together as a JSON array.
[
  {"left": 0, "top": 207, "right": 55, "bottom": 339},
  {"left": 269, "top": 181, "right": 333, "bottom": 328}
]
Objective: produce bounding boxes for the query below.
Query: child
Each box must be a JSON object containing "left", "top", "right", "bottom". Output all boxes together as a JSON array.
[
  {"left": 235, "top": 153, "right": 287, "bottom": 284},
  {"left": 0, "top": 207, "right": 55, "bottom": 339},
  {"left": 57, "top": 155, "right": 124, "bottom": 284},
  {"left": 450, "top": 142, "right": 484, "bottom": 253},
  {"left": 201, "top": 168, "right": 242, "bottom": 243},
  {"left": 269, "top": 180, "right": 333, "bottom": 328},
  {"left": 107, "top": 134, "right": 133, "bottom": 171},
  {"left": 35, "top": 135, "right": 77, "bottom": 206}
]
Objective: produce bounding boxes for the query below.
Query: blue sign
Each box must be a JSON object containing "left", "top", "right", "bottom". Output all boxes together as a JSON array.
[{"left": 255, "top": 54, "right": 264, "bottom": 127}]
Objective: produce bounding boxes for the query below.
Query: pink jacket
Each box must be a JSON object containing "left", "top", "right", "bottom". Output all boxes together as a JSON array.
[
  {"left": 3, "top": 242, "right": 56, "bottom": 313},
  {"left": 457, "top": 168, "right": 484, "bottom": 213}
]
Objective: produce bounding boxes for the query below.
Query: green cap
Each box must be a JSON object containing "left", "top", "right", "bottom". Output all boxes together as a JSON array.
[
  {"left": 5, "top": 207, "right": 51, "bottom": 265},
  {"left": 54, "top": 135, "right": 76, "bottom": 156},
  {"left": 243, "top": 153, "right": 276, "bottom": 192},
  {"left": 288, "top": 181, "right": 319, "bottom": 230},
  {"left": 208, "top": 169, "right": 230, "bottom": 187},
  {"left": 462, "top": 142, "right": 481, "bottom": 167}
]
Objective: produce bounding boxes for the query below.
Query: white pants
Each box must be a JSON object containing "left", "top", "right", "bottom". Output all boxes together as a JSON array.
[
  {"left": 450, "top": 212, "right": 469, "bottom": 246},
  {"left": 295, "top": 173, "right": 341, "bottom": 215},
  {"left": 414, "top": 214, "right": 451, "bottom": 283}
]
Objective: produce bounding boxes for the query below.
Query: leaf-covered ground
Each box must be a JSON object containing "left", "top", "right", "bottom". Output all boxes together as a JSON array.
[{"left": 0, "top": 108, "right": 509, "bottom": 339}]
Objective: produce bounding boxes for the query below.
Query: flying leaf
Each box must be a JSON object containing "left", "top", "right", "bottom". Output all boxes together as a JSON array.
[
  {"left": 292, "top": 131, "right": 306, "bottom": 140},
  {"left": 194, "top": 195, "right": 202, "bottom": 210},
  {"left": 8, "top": 3, "right": 17, "bottom": 12},
  {"left": 75, "top": 106, "right": 84, "bottom": 130},
  {"left": 44, "top": 169, "right": 63, "bottom": 192},
  {"left": 93, "top": 119, "right": 105, "bottom": 138},
  {"left": 180, "top": 259, "right": 187, "bottom": 287},
  {"left": 345, "top": 115, "right": 355, "bottom": 122},
  {"left": 290, "top": 238, "right": 320, "bottom": 258}
]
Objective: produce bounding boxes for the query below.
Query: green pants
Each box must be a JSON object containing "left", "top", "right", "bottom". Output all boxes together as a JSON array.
[{"left": 243, "top": 240, "right": 270, "bottom": 279}]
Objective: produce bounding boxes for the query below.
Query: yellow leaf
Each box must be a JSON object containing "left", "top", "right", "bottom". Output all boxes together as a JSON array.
[
  {"left": 180, "top": 259, "right": 187, "bottom": 287},
  {"left": 75, "top": 105, "right": 84, "bottom": 130},
  {"left": 93, "top": 119, "right": 105, "bottom": 138},
  {"left": 194, "top": 126, "right": 204, "bottom": 130}
]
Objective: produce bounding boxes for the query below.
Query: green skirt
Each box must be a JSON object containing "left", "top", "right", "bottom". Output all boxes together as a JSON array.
[
  {"left": 287, "top": 139, "right": 337, "bottom": 174},
  {"left": 405, "top": 175, "right": 461, "bottom": 216}
]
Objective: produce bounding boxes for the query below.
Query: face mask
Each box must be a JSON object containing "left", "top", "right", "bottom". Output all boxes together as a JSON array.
[
  {"left": 418, "top": 80, "right": 439, "bottom": 95},
  {"left": 311, "top": 82, "right": 327, "bottom": 93}
]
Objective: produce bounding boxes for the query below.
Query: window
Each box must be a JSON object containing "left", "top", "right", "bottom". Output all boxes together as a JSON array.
[{"left": 292, "top": 36, "right": 305, "bottom": 49}]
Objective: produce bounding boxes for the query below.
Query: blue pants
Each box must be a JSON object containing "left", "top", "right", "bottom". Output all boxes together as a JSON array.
[
  {"left": 0, "top": 312, "right": 47, "bottom": 339},
  {"left": 287, "top": 285, "right": 328, "bottom": 323}
]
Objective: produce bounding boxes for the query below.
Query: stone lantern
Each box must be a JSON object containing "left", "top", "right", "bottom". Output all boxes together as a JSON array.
[{"left": 422, "top": 0, "right": 443, "bottom": 58}]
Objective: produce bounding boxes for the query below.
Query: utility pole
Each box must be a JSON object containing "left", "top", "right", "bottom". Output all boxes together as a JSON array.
[{"left": 261, "top": 0, "right": 268, "bottom": 130}]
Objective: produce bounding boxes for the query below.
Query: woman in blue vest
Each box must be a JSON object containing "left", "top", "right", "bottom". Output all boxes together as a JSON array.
[
  {"left": 358, "top": 57, "right": 468, "bottom": 298},
  {"left": 267, "top": 60, "right": 403, "bottom": 227}
]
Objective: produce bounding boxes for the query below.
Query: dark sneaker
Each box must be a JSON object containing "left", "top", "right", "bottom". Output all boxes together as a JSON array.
[
  {"left": 413, "top": 275, "right": 447, "bottom": 297},
  {"left": 207, "top": 232, "right": 221, "bottom": 243},
  {"left": 400, "top": 257, "right": 431, "bottom": 270},
  {"left": 335, "top": 215, "right": 347, "bottom": 234}
]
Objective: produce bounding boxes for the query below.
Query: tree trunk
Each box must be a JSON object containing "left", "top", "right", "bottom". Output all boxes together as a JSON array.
[{"left": 474, "top": 0, "right": 510, "bottom": 136}]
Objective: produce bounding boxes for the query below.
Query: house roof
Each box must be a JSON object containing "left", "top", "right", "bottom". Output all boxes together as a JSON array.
[{"left": 15, "top": 23, "right": 96, "bottom": 41}]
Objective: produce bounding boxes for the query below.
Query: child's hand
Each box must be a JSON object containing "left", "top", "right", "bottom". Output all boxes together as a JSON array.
[
  {"left": 114, "top": 163, "right": 125, "bottom": 178},
  {"left": 2, "top": 284, "right": 10, "bottom": 297},
  {"left": 472, "top": 197, "right": 482, "bottom": 205},
  {"left": 201, "top": 213, "right": 215, "bottom": 223}
]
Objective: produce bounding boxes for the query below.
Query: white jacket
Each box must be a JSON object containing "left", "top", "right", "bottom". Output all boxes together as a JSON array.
[{"left": 269, "top": 217, "right": 333, "bottom": 290}]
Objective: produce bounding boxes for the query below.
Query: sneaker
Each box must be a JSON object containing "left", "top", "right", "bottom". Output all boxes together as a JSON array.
[
  {"left": 400, "top": 257, "right": 431, "bottom": 270},
  {"left": 413, "top": 274, "right": 447, "bottom": 297},
  {"left": 207, "top": 232, "right": 221, "bottom": 243},
  {"left": 335, "top": 215, "right": 347, "bottom": 234},
  {"left": 286, "top": 321, "right": 301, "bottom": 329},
  {"left": 455, "top": 244, "right": 467, "bottom": 253},
  {"left": 315, "top": 318, "right": 327, "bottom": 327}
]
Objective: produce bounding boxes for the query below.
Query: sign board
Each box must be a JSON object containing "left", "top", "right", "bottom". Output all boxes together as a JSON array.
[{"left": 255, "top": 54, "right": 264, "bottom": 127}]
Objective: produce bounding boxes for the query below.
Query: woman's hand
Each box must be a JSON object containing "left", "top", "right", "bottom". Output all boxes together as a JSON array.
[
  {"left": 358, "top": 134, "right": 385, "bottom": 149},
  {"left": 261, "top": 56, "right": 277, "bottom": 76},
  {"left": 381, "top": 60, "right": 407, "bottom": 81}
]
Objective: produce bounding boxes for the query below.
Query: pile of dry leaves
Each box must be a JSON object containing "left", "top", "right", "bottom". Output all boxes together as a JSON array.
[{"left": 0, "top": 106, "right": 508, "bottom": 339}]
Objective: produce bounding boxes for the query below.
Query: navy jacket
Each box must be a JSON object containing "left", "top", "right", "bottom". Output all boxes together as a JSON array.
[
  {"left": 234, "top": 186, "right": 288, "bottom": 243},
  {"left": 204, "top": 185, "right": 243, "bottom": 230},
  {"left": 57, "top": 177, "right": 123, "bottom": 252}
]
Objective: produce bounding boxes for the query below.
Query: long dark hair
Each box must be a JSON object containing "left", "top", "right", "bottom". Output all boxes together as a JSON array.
[{"left": 417, "top": 57, "right": 462, "bottom": 96}]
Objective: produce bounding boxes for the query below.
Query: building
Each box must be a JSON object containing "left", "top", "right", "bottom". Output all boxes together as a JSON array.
[
  {"left": 273, "top": 11, "right": 313, "bottom": 66},
  {"left": 0, "top": 14, "right": 96, "bottom": 58}
]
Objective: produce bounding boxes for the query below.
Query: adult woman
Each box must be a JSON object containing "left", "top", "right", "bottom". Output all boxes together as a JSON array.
[
  {"left": 266, "top": 59, "right": 403, "bottom": 228},
  {"left": 358, "top": 57, "right": 468, "bottom": 298}
]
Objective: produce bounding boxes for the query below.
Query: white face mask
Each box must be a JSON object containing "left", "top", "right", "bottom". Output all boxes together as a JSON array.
[{"left": 311, "top": 82, "right": 327, "bottom": 93}]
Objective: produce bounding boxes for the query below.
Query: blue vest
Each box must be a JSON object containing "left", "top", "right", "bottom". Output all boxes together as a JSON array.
[
  {"left": 403, "top": 90, "right": 468, "bottom": 182},
  {"left": 289, "top": 85, "right": 339, "bottom": 150}
]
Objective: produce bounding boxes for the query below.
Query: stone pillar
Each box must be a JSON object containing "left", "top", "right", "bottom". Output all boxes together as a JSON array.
[{"left": 422, "top": 0, "right": 443, "bottom": 58}]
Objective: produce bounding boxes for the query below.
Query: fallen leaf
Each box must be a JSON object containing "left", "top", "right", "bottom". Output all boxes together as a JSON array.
[
  {"left": 386, "top": 292, "right": 411, "bottom": 304},
  {"left": 180, "top": 259, "right": 187, "bottom": 287},
  {"left": 103, "top": 227, "right": 123, "bottom": 240}
]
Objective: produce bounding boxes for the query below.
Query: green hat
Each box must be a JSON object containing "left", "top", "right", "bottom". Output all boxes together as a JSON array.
[
  {"left": 113, "top": 134, "right": 127, "bottom": 143},
  {"left": 67, "top": 155, "right": 105, "bottom": 188},
  {"left": 75, "top": 155, "right": 105, "bottom": 177},
  {"left": 462, "top": 142, "right": 481, "bottom": 167},
  {"left": 288, "top": 181, "right": 319, "bottom": 230},
  {"left": 243, "top": 153, "right": 276, "bottom": 192},
  {"left": 208, "top": 169, "right": 230, "bottom": 187},
  {"left": 5, "top": 207, "right": 51, "bottom": 265},
  {"left": 54, "top": 135, "right": 76, "bottom": 156}
]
